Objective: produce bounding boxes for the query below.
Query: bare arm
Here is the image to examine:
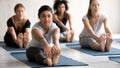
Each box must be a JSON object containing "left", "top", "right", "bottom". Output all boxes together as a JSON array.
[
  {"left": 32, "top": 29, "right": 51, "bottom": 58},
  {"left": 52, "top": 28, "right": 60, "bottom": 55},
  {"left": 52, "top": 28, "right": 60, "bottom": 46},
  {"left": 68, "top": 13, "right": 73, "bottom": 30},
  {"left": 53, "top": 14, "right": 68, "bottom": 30},
  {"left": 103, "top": 18, "right": 112, "bottom": 34},
  {"left": 82, "top": 19, "right": 99, "bottom": 41},
  {"left": 8, "top": 27, "right": 17, "bottom": 41},
  {"left": 32, "top": 29, "right": 49, "bottom": 47}
]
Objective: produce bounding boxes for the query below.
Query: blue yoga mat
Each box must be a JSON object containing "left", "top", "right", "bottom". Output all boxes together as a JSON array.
[
  {"left": 0, "top": 44, "right": 25, "bottom": 51},
  {"left": 66, "top": 44, "right": 120, "bottom": 56},
  {"left": 60, "top": 40, "right": 79, "bottom": 44},
  {"left": 113, "top": 39, "right": 120, "bottom": 42},
  {"left": 109, "top": 56, "right": 120, "bottom": 63},
  {"left": 11, "top": 52, "right": 88, "bottom": 67},
  {"left": 0, "top": 41, "right": 5, "bottom": 45}
]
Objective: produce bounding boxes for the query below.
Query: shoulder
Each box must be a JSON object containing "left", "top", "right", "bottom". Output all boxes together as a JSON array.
[
  {"left": 99, "top": 13, "right": 108, "bottom": 21},
  {"left": 7, "top": 16, "right": 13, "bottom": 22},
  {"left": 53, "top": 13, "right": 58, "bottom": 18},
  {"left": 24, "top": 17, "right": 30, "bottom": 23},
  {"left": 51, "top": 23, "right": 59, "bottom": 29},
  {"left": 82, "top": 15, "right": 89, "bottom": 22},
  {"left": 51, "top": 23, "right": 58, "bottom": 28},
  {"left": 66, "top": 13, "right": 71, "bottom": 19}
]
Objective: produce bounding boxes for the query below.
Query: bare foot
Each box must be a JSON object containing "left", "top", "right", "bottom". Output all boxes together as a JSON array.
[
  {"left": 105, "top": 33, "right": 113, "bottom": 51},
  {"left": 17, "top": 33, "right": 23, "bottom": 48},
  {"left": 99, "top": 34, "right": 106, "bottom": 52},
  {"left": 43, "top": 58, "right": 52, "bottom": 66},
  {"left": 23, "top": 33, "right": 29, "bottom": 48}
]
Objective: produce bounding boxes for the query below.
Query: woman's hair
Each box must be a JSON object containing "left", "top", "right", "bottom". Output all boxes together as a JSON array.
[
  {"left": 14, "top": 3, "right": 25, "bottom": 12},
  {"left": 87, "top": 0, "right": 94, "bottom": 20},
  {"left": 38, "top": 5, "right": 52, "bottom": 18},
  {"left": 53, "top": 0, "right": 69, "bottom": 12}
]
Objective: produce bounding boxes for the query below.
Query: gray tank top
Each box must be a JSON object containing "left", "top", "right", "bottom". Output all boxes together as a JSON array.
[
  {"left": 79, "top": 13, "right": 107, "bottom": 37},
  {"left": 29, "top": 22, "right": 58, "bottom": 49}
]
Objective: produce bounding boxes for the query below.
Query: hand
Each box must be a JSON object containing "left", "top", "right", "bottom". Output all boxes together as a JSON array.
[
  {"left": 98, "top": 34, "right": 106, "bottom": 43},
  {"left": 44, "top": 46, "right": 52, "bottom": 58},
  {"left": 51, "top": 45, "right": 60, "bottom": 56}
]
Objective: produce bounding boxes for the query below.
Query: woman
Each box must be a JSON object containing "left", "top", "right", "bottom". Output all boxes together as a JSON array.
[
  {"left": 4, "top": 3, "right": 31, "bottom": 48},
  {"left": 53, "top": 0, "right": 74, "bottom": 42},
  {"left": 26, "top": 5, "right": 60, "bottom": 66},
  {"left": 79, "top": 0, "right": 113, "bottom": 52}
]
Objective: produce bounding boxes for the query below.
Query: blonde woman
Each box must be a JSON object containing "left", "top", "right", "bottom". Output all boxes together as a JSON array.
[
  {"left": 79, "top": 0, "right": 113, "bottom": 52},
  {"left": 4, "top": 3, "right": 31, "bottom": 48}
]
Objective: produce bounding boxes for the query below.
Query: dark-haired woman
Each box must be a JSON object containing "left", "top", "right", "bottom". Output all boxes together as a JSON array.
[
  {"left": 79, "top": 0, "right": 113, "bottom": 52},
  {"left": 26, "top": 5, "right": 60, "bottom": 66},
  {"left": 53, "top": 0, "right": 74, "bottom": 42},
  {"left": 4, "top": 3, "right": 31, "bottom": 48}
]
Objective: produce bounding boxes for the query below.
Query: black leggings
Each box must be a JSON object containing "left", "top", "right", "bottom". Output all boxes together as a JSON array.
[
  {"left": 26, "top": 47, "right": 46, "bottom": 64},
  {"left": 4, "top": 33, "right": 19, "bottom": 48}
]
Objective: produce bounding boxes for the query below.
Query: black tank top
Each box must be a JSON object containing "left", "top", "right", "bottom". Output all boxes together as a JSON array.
[{"left": 54, "top": 12, "right": 68, "bottom": 32}]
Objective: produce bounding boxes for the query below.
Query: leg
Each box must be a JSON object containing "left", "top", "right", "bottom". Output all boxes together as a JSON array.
[
  {"left": 26, "top": 47, "right": 51, "bottom": 65},
  {"left": 59, "top": 32, "right": 69, "bottom": 42},
  {"left": 90, "top": 34, "right": 106, "bottom": 52},
  {"left": 51, "top": 47, "right": 60, "bottom": 66},
  {"left": 17, "top": 33, "right": 23, "bottom": 48},
  {"left": 70, "top": 30, "right": 74, "bottom": 42},
  {"left": 80, "top": 36, "right": 106, "bottom": 52},
  {"left": 35, "top": 48, "right": 52, "bottom": 66},
  {"left": 23, "top": 33, "right": 30, "bottom": 48},
  {"left": 90, "top": 42, "right": 105, "bottom": 52},
  {"left": 4, "top": 35, "right": 19, "bottom": 48},
  {"left": 105, "top": 33, "right": 113, "bottom": 51}
]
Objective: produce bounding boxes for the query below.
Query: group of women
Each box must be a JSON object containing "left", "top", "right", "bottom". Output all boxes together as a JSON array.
[{"left": 4, "top": 0, "right": 113, "bottom": 66}]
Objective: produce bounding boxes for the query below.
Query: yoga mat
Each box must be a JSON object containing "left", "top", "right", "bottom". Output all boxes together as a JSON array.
[
  {"left": 109, "top": 56, "right": 120, "bottom": 63},
  {"left": 60, "top": 40, "right": 79, "bottom": 44},
  {"left": 66, "top": 44, "right": 120, "bottom": 56},
  {"left": 113, "top": 39, "right": 120, "bottom": 42},
  {"left": 0, "top": 44, "right": 25, "bottom": 51},
  {"left": 0, "top": 41, "right": 5, "bottom": 45},
  {"left": 11, "top": 52, "right": 88, "bottom": 67}
]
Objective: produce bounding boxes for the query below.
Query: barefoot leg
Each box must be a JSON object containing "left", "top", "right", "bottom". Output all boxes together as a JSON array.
[
  {"left": 23, "top": 33, "right": 30, "bottom": 48},
  {"left": 105, "top": 33, "right": 113, "bottom": 51},
  {"left": 17, "top": 33, "right": 23, "bottom": 48}
]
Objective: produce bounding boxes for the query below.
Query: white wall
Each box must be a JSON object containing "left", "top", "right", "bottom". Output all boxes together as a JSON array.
[{"left": 0, "top": 0, "right": 120, "bottom": 41}]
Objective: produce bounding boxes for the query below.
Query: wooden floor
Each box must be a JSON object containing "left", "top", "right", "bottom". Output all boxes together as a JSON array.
[{"left": 0, "top": 41, "right": 120, "bottom": 68}]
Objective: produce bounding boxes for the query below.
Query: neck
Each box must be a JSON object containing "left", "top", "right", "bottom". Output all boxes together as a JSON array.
[
  {"left": 15, "top": 15, "right": 24, "bottom": 21},
  {"left": 39, "top": 22, "right": 49, "bottom": 34},
  {"left": 57, "top": 11, "right": 64, "bottom": 16},
  {"left": 91, "top": 12, "right": 99, "bottom": 18}
]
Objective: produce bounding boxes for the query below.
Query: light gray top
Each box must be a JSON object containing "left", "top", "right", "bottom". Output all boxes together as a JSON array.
[
  {"left": 29, "top": 22, "right": 58, "bottom": 49},
  {"left": 79, "top": 13, "right": 107, "bottom": 37}
]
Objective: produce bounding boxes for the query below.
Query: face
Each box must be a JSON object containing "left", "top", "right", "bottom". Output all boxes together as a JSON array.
[
  {"left": 57, "top": 3, "right": 66, "bottom": 13},
  {"left": 15, "top": 7, "right": 25, "bottom": 17},
  {"left": 90, "top": 0, "right": 100, "bottom": 13},
  {"left": 39, "top": 11, "right": 52, "bottom": 27}
]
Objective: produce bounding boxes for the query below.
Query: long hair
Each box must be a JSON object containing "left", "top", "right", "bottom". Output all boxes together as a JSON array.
[{"left": 87, "top": 0, "right": 93, "bottom": 20}]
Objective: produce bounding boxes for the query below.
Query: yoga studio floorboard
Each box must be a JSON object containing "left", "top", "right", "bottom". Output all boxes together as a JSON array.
[{"left": 0, "top": 41, "right": 120, "bottom": 68}]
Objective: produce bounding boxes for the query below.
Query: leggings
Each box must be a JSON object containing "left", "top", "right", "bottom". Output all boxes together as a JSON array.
[{"left": 26, "top": 47, "right": 46, "bottom": 64}]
